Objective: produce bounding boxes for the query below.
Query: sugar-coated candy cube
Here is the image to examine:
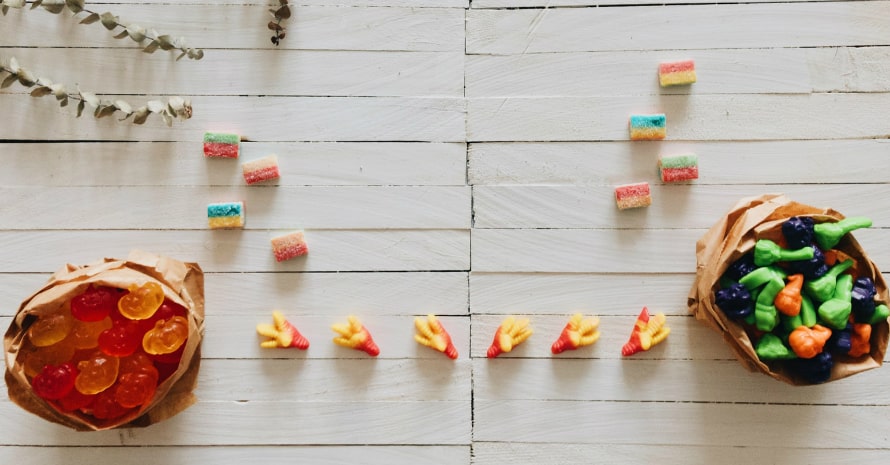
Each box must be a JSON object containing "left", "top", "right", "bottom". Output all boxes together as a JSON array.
[
  {"left": 614, "top": 182, "right": 652, "bottom": 210},
  {"left": 203, "top": 132, "right": 241, "bottom": 158},
  {"left": 242, "top": 155, "right": 281, "bottom": 185},
  {"left": 629, "top": 114, "right": 666, "bottom": 141},
  {"left": 208, "top": 202, "right": 245, "bottom": 229},
  {"left": 658, "top": 153, "right": 698, "bottom": 182},
  {"left": 271, "top": 230, "right": 309, "bottom": 262},
  {"left": 658, "top": 60, "right": 696, "bottom": 87}
]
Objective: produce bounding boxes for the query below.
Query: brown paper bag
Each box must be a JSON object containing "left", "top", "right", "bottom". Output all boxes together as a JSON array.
[
  {"left": 4, "top": 250, "right": 204, "bottom": 430},
  {"left": 687, "top": 194, "right": 889, "bottom": 385}
]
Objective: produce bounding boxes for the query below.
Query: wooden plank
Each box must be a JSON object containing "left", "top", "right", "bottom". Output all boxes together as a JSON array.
[
  {"left": 473, "top": 443, "right": 890, "bottom": 465},
  {"left": 0, "top": 400, "right": 471, "bottom": 445},
  {"left": 0, "top": 446, "right": 470, "bottom": 465},
  {"left": 4, "top": 48, "right": 464, "bottom": 97},
  {"left": 473, "top": 184, "right": 890, "bottom": 229},
  {"left": 467, "top": 94, "right": 890, "bottom": 142},
  {"left": 467, "top": 2, "right": 890, "bottom": 54},
  {"left": 473, "top": 0, "right": 835, "bottom": 7},
  {"left": 471, "top": 229, "right": 890, "bottom": 273},
  {"left": 474, "top": 400, "right": 890, "bottom": 447},
  {"left": 207, "top": 315, "right": 470, "bottom": 360},
  {"left": 467, "top": 46, "right": 890, "bottom": 97},
  {"left": 468, "top": 140, "right": 890, "bottom": 185},
  {"left": 0, "top": 5, "right": 465, "bottom": 51},
  {"left": 471, "top": 272, "right": 692, "bottom": 315},
  {"left": 0, "top": 272, "right": 468, "bottom": 317},
  {"left": 0, "top": 230, "right": 471, "bottom": 272},
  {"left": 110, "top": 0, "right": 469, "bottom": 6},
  {"left": 0, "top": 446, "right": 471, "bottom": 465},
  {"left": 0, "top": 142, "right": 467, "bottom": 187},
  {"left": 0, "top": 95, "right": 466, "bottom": 142},
  {"left": 473, "top": 359, "right": 890, "bottom": 404},
  {"left": 1, "top": 186, "right": 471, "bottom": 229}
]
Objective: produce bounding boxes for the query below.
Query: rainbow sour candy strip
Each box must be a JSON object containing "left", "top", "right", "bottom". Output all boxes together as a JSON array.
[
  {"left": 203, "top": 132, "right": 241, "bottom": 158},
  {"left": 629, "top": 114, "right": 666, "bottom": 141},
  {"left": 658, "top": 153, "right": 698, "bottom": 183},
  {"left": 658, "top": 60, "right": 696, "bottom": 87},
  {"left": 207, "top": 202, "right": 245, "bottom": 229},
  {"left": 614, "top": 182, "right": 652, "bottom": 210},
  {"left": 242, "top": 155, "right": 281, "bottom": 185}
]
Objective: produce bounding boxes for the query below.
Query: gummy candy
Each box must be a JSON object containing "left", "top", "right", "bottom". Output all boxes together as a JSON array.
[
  {"left": 150, "top": 344, "right": 185, "bottom": 365},
  {"left": 826, "top": 323, "right": 852, "bottom": 354},
  {"left": 98, "top": 319, "right": 143, "bottom": 357},
  {"left": 331, "top": 315, "right": 380, "bottom": 356},
  {"left": 755, "top": 333, "right": 796, "bottom": 360},
  {"left": 115, "top": 353, "right": 159, "bottom": 408},
  {"left": 851, "top": 277, "right": 877, "bottom": 323},
  {"left": 28, "top": 311, "right": 74, "bottom": 347},
  {"left": 69, "top": 317, "right": 113, "bottom": 350},
  {"left": 805, "top": 259, "right": 854, "bottom": 302},
  {"left": 551, "top": 313, "right": 600, "bottom": 354},
  {"left": 142, "top": 316, "right": 189, "bottom": 355},
  {"left": 70, "top": 286, "right": 120, "bottom": 322},
  {"left": 817, "top": 274, "right": 854, "bottom": 330},
  {"left": 814, "top": 217, "right": 872, "bottom": 251},
  {"left": 848, "top": 323, "right": 872, "bottom": 357},
  {"left": 725, "top": 253, "right": 757, "bottom": 281},
  {"left": 21, "top": 341, "right": 76, "bottom": 378},
  {"left": 74, "top": 352, "right": 120, "bottom": 395},
  {"left": 257, "top": 311, "right": 310, "bottom": 350},
  {"left": 118, "top": 282, "right": 164, "bottom": 320},
  {"left": 774, "top": 274, "right": 804, "bottom": 317},
  {"left": 793, "top": 351, "right": 833, "bottom": 384},
  {"left": 782, "top": 216, "right": 815, "bottom": 249},
  {"left": 31, "top": 362, "right": 78, "bottom": 401},
  {"left": 788, "top": 325, "right": 832, "bottom": 359},
  {"left": 486, "top": 316, "right": 533, "bottom": 358},
  {"left": 621, "top": 307, "right": 670, "bottom": 356},
  {"left": 414, "top": 314, "right": 458, "bottom": 359},
  {"left": 56, "top": 388, "right": 95, "bottom": 412},
  {"left": 753, "top": 239, "right": 813, "bottom": 267},
  {"left": 715, "top": 283, "right": 753, "bottom": 319},
  {"left": 91, "top": 388, "right": 133, "bottom": 420},
  {"left": 787, "top": 246, "right": 828, "bottom": 279}
]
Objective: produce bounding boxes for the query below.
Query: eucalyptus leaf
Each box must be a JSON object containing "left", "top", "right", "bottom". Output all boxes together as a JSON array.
[
  {"left": 156, "top": 35, "right": 174, "bottom": 50},
  {"left": 1, "top": 73, "right": 17, "bottom": 89},
  {"left": 79, "top": 12, "right": 99, "bottom": 24},
  {"left": 79, "top": 91, "right": 99, "bottom": 107},
  {"left": 143, "top": 41, "right": 160, "bottom": 54},
  {"left": 4, "top": 0, "right": 25, "bottom": 8},
  {"left": 133, "top": 107, "right": 149, "bottom": 125},
  {"left": 59, "top": 96, "right": 68, "bottom": 107},
  {"left": 42, "top": 1, "right": 64, "bottom": 14},
  {"left": 276, "top": 5, "right": 291, "bottom": 20},
  {"left": 8, "top": 57, "right": 20, "bottom": 73},
  {"left": 96, "top": 105, "right": 117, "bottom": 119},
  {"left": 17, "top": 69, "right": 36, "bottom": 86},
  {"left": 128, "top": 25, "right": 146, "bottom": 42},
  {"left": 113, "top": 30, "right": 129, "bottom": 40},
  {"left": 175, "top": 51, "right": 186, "bottom": 61},
  {"left": 113, "top": 99, "right": 132, "bottom": 115},
  {"left": 268, "top": 21, "right": 282, "bottom": 31},
  {"left": 161, "top": 111, "right": 173, "bottom": 127},
  {"left": 50, "top": 83, "right": 66, "bottom": 99},
  {"left": 1, "top": 5, "right": 8, "bottom": 15},
  {"left": 99, "top": 12, "right": 117, "bottom": 30},
  {"left": 30, "top": 86, "right": 52, "bottom": 97},
  {"left": 76, "top": 99, "right": 85, "bottom": 117},
  {"left": 30, "top": 0, "right": 42, "bottom": 10},
  {"left": 65, "top": 0, "right": 84, "bottom": 14}
]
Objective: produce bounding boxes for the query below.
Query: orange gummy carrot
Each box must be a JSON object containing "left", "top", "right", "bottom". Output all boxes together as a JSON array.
[
  {"left": 414, "top": 314, "right": 458, "bottom": 359},
  {"left": 551, "top": 313, "right": 600, "bottom": 354},
  {"left": 621, "top": 307, "right": 670, "bottom": 356},
  {"left": 331, "top": 315, "right": 379, "bottom": 356},
  {"left": 848, "top": 323, "right": 872, "bottom": 357},
  {"left": 486, "top": 316, "right": 532, "bottom": 358},
  {"left": 774, "top": 274, "right": 804, "bottom": 316},
  {"left": 788, "top": 324, "right": 832, "bottom": 359},
  {"left": 256, "top": 311, "right": 310, "bottom": 350}
]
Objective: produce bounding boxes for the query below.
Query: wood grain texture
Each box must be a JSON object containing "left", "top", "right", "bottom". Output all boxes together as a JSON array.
[
  {"left": 111, "top": 0, "right": 469, "bottom": 6},
  {"left": 2, "top": 186, "right": 471, "bottom": 229},
  {"left": 467, "top": 2, "right": 890, "bottom": 53},
  {"left": 467, "top": 47, "right": 890, "bottom": 97},
  {"left": 473, "top": 0, "right": 835, "bottom": 6},
  {"left": 468, "top": 140, "right": 890, "bottom": 185},
  {"left": 0, "top": 5, "right": 466, "bottom": 51},
  {"left": 0, "top": 95, "right": 466, "bottom": 142},
  {"left": 0, "top": 142, "right": 467, "bottom": 187},
  {"left": 0, "top": 230, "right": 470, "bottom": 272},
  {"left": 467, "top": 94, "right": 890, "bottom": 142}
]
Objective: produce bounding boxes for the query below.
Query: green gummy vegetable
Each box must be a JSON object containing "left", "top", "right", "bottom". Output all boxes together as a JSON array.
[
  {"left": 800, "top": 293, "right": 817, "bottom": 328},
  {"left": 805, "top": 259, "right": 854, "bottom": 302},
  {"left": 781, "top": 312, "right": 804, "bottom": 333},
  {"left": 753, "top": 239, "right": 814, "bottom": 267},
  {"left": 814, "top": 217, "right": 872, "bottom": 250},
  {"left": 754, "top": 278, "right": 784, "bottom": 332},
  {"left": 817, "top": 274, "right": 854, "bottom": 330},
  {"left": 739, "top": 266, "right": 787, "bottom": 291},
  {"left": 869, "top": 304, "right": 890, "bottom": 326},
  {"left": 755, "top": 333, "right": 797, "bottom": 360}
]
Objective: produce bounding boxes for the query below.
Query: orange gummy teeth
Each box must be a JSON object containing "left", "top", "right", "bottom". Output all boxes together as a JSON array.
[
  {"left": 487, "top": 316, "right": 532, "bottom": 358},
  {"left": 256, "top": 311, "right": 310, "bottom": 350},
  {"left": 331, "top": 315, "right": 379, "bottom": 356},
  {"left": 414, "top": 314, "right": 458, "bottom": 359},
  {"left": 551, "top": 313, "right": 600, "bottom": 354},
  {"left": 621, "top": 307, "right": 670, "bottom": 356}
]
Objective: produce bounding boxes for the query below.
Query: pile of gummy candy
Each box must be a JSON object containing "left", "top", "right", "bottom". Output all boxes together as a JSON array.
[
  {"left": 18, "top": 282, "right": 189, "bottom": 422},
  {"left": 715, "top": 216, "right": 889, "bottom": 383}
]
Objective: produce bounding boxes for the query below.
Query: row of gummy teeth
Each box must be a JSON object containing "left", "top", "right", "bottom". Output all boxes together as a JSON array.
[
  {"left": 256, "top": 308, "right": 670, "bottom": 359},
  {"left": 715, "top": 216, "right": 884, "bottom": 383}
]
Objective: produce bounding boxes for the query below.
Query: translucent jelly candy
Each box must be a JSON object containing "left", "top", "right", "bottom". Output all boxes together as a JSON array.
[
  {"left": 151, "top": 344, "right": 185, "bottom": 365},
  {"left": 70, "top": 286, "right": 120, "bottom": 322},
  {"left": 92, "top": 388, "right": 133, "bottom": 420},
  {"left": 31, "top": 362, "right": 78, "bottom": 400},
  {"left": 21, "top": 341, "right": 76, "bottom": 378},
  {"left": 74, "top": 352, "right": 120, "bottom": 395},
  {"left": 28, "top": 311, "right": 74, "bottom": 347},
  {"left": 98, "top": 319, "right": 143, "bottom": 357},
  {"left": 115, "top": 353, "right": 159, "bottom": 408},
  {"left": 56, "top": 388, "right": 95, "bottom": 412},
  {"left": 118, "top": 282, "right": 164, "bottom": 320},
  {"left": 69, "top": 317, "right": 113, "bottom": 350},
  {"left": 142, "top": 316, "right": 189, "bottom": 355}
]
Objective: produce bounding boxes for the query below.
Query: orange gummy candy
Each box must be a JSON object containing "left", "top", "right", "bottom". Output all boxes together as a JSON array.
[
  {"left": 68, "top": 317, "right": 113, "bottom": 350},
  {"left": 74, "top": 352, "right": 120, "bottom": 395},
  {"left": 118, "top": 282, "right": 165, "bottom": 320},
  {"left": 28, "top": 311, "right": 74, "bottom": 347},
  {"left": 142, "top": 316, "right": 189, "bottom": 355},
  {"left": 114, "top": 352, "right": 159, "bottom": 408},
  {"left": 21, "top": 341, "right": 76, "bottom": 378}
]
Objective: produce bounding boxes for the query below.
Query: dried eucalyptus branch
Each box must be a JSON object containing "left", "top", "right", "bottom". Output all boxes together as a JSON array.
[
  {"left": 0, "top": 56, "right": 193, "bottom": 126},
  {"left": 1, "top": 0, "right": 204, "bottom": 60},
  {"left": 268, "top": 0, "right": 290, "bottom": 46}
]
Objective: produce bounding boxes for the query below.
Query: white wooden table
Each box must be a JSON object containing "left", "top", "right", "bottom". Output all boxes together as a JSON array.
[{"left": 2, "top": 1, "right": 890, "bottom": 463}]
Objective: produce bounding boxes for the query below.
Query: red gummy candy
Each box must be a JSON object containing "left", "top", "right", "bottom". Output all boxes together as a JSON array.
[
  {"left": 91, "top": 388, "right": 133, "bottom": 420},
  {"left": 115, "top": 372, "right": 159, "bottom": 408},
  {"left": 70, "top": 286, "right": 120, "bottom": 322},
  {"left": 98, "top": 320, "right": 143, "bottom": 357},
  {"left": 32, "top": 362, "right": 78, "bottom": 401},
  {"left": 150, "top": 343, "right": 185, "bottom": 365},
  {"left": 56, "top": 388, "right": 96, "bottom": 412},
  {"left": 154, "top": 361, "right": 179, "bottom": 384}
]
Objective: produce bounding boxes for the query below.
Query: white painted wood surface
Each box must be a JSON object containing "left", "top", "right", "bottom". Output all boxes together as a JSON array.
[{"left": 2, "top": 1, "right": 889, "bottom": 464}]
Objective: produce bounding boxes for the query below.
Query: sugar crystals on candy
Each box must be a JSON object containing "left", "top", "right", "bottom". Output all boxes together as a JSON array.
[{"left": 614, "top": 182, "right": 652, "bottom": 210}]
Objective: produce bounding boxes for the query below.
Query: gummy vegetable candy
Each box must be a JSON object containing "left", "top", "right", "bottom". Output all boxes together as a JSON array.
[
  {"left": 28, "top": 311, "right": 74, "bottom": 347},
  {"left": 814, "top": 217, "right": 872, "bottom": 251},
  {"left": 118, "top": 282, "right": 164, "bottom": 320},
  {"left": 486, "top": 316, "right": 533, "bottom": 358},
  {"left": 70, "top": 286, "right": 119, "bottom": 322},
  {"left": 74, "top": 352, "right": 120, "bottom": 395},
  {"left": 98, "top": 319, "right": 143, "bottom": 357},
  {"left": 848, "top": 323, "right": 872, "bottom": 357},
  {"left": 817, "top": 274, "right": 854, "bottom": 330},
  {"left": 774, "top": 274, "right": 804, "bottom": 317},
  {"left": 788, "top": 325, "right": 831, "bottom": 359},
  {"left": 69, "top": 317, "right": 113, "bottom": 350},
  {"left": 754, "top": 278, "right": 783, "bottom": 332},
  {"left": 114, "top": 353, "right": 159, "bottom": 408},
  {"left": 787, "top": 245, "right": 828, "bottom": 279},
  {"left": 331, "top": 316, "right": 380, "bottom": 356},
  {"left": 753, "top": 239, "right": 814, "bottom": 267},
  {"left": 851, "top": 277, "right": 877, "bottom": 323},
  {"left": 725, "top": 253, "right": 757, "bottom": 281},
  {"left": 782, "top": 216, "right": 815, "bottom": 249},
  {"left": 755, "top": 333, "right": 796, "bottom": 361},
  {"left": 551, "top": 313, "right": 600, "bottom": 354},
  {"left": 715, "top": 283, "right": 753, "bottom": 319},
  {"left": 142, "top": 316, "right": 189, "bottom": 355},
  {"left": 256, "top": 311, "right": 310, "bottom": 350},
  {"left": 414, "top": 314, "right": 458, "bottom": 359},
  {"left": 792, "top": 351, "right": 833, "bottom": 384},
  {"left": 621, "top": 307, "right": 670, "bottom": 356},
  {"left": 805, "top": 259, "right": 853, "bottom": 302},
  {"left": 31, "top": 362, "right": 78, "bottom": 401}
]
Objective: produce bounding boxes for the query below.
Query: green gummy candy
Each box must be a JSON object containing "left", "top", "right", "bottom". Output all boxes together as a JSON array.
[{"left": 756, "top": 333, "right": 797, "bottom": 360}]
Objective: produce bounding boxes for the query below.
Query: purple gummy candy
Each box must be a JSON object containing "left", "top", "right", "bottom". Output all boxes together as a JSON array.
[
  {"left": 782, "top": 216, "right": 815, "bottom": 249},
  {"left": 787, "top": 245, "right": 828, "bottom": 279},
  {"left": 826, "top": 323, "right": 852, "bottom": 354},
  {"left": 793, "top": 352, "right": 833, "bottom": 384},
  {"left": 852, "top": 277, "right": 877, "bottom": 323},
  {"left": 715, "top": 283, "right": 753, "bottom": 319},
  {"left": 725, "top": 254, "right": 757, "bottom": 281}
]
